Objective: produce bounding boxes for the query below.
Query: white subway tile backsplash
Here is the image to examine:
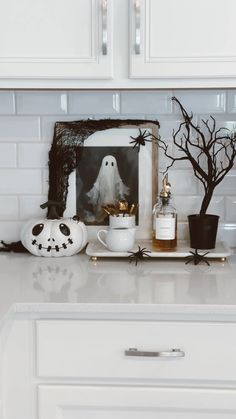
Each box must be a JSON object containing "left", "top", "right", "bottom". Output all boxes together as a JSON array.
[
  {"left": 158, "top": 116, "right": 188, "bottom": 140},
  {"left": 0, "top": 89, "right": 234, "bottom": 243},
  {"left": 218, "top": 224, "right": 236, "bottom": 247},
  {"left": 0, "top": 221, "right": 23, "bottom": 241},
  {"left": 227, "top": 90, "right": 236, "bottom": 113},
  {"left": 0, "top": 144, "right": 17, "bottom": 167},
  {"left": 157, "top": 115, "right": 199, "bottom": 170},
  {"left": 0, "top": 170, "right": 42, "bottom": 194},
  {"left": 177, "top": 222, "right": 189, "bottom": 241},
  {"left": 216, "top": 171, "right": 236, "bottom": 195},
  {"left": 42, "top": 169, "right": 49, "bottom": 195},
  {"left": 197, "top": 114, "right": 236, "bottom": 139},
  {"left": 68, "top": 91, "right": 120, "bottom": 115},
  {"left": 18, "top": 143, "right": 50, "bottom": 168},
  {"left": 0, "top": 196, "right": 18, "bottom": 220},
  {"left": 16, "top": 91, "right": 67, "bottom": 115},
  {"left": 174, "top": 196, "right": 224, "bottom": 222},
  {"left": 168, "top": 170, "right": 198, "bottom": 194},
  {"left": 197, "top": 170, "right": 236, "bottom": 197},
  {"left": 174, "top": 196, "right": 201, "bottom": 221},
  {"left": 19, "top": 195, "right": 47, "bottom": 220},
  {"left": 158, "top": 141, "right": 173, "bottom": 170},
  {"left": 173, "top": 90, "right": 226, "bottom": 114},
  {"left": 0, "top": 116, "right": 40, "bottom": 142},
  {"left": 225, "top": 197, "right": 236, "bottom": 223},
  {"left": 121, "top": 91, "right": 172, "bottom": 115},
  {"left": 93, "top": 114, "right": 145, "bottom": 120},
  {"left": 0, "top": 92, "right": 15, "bottom": 114},
  {"left": 207, "top": 196, "right": 225, "bottom": 219}
]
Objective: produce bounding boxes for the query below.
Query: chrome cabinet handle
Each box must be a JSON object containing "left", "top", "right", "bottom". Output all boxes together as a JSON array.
[
  {"left": 125, "top": 348, "right": 185, "bottom": 358},
  {"left": 135, "top": 0, "right": 141, "bottom": 54},
  {"left": 102, "top": 0, "right": 108, "bottom": 55}
]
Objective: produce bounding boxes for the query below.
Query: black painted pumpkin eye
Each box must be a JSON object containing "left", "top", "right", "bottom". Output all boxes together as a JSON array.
[
  {"left": 111, "top": 162, "right": 114, "bottom": 166},
  {"left": 105, "top": 161, "right": 108, "bottom": 166},
  {"left": 32, "top": 224, "right": 44, "bottom": 236},
  {"left": 59, "top": 223, "right": 70, "bottom": 236}
]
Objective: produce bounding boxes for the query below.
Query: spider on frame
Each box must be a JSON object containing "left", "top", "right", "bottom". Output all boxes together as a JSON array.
[{"left": 129, "top": 129, "right": 152, "bottom": 152}]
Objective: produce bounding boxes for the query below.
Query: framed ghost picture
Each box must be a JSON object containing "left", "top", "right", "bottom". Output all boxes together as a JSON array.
[{"left": 47, "top": 119, "right": 159, "bottom": 239}]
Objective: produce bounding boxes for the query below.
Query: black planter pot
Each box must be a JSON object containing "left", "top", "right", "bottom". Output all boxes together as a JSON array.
[{"left": 188, "top": 214, "right": 219, "bottom": 249}]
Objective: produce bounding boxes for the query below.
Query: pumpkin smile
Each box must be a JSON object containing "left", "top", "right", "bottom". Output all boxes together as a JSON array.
[{"left": 31, "top": 238, "right": 74, "bottom": 252}]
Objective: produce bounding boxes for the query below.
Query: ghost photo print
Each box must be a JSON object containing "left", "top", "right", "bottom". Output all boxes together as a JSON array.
[
  {"left": 48, "top": 119, "right": 159, "bottom": 238},
  {"left": 76, "top": 147, "right": 138, "bottom": 225}
]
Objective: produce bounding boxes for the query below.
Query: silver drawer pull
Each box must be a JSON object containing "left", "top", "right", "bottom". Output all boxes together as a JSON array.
[
  {"left": 135, "top": 0, "right": 141, "bottom": 54},
  {"left": 102, "top": 0, "right": 108, "bottom": 55},
  {"left": 125, "top": 348, "right": 185, "bottom": 358}
]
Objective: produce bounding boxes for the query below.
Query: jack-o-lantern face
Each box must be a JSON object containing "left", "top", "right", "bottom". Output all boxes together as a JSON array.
[{"left": 21, "top": 217, "right": 88, "bottom": 257}]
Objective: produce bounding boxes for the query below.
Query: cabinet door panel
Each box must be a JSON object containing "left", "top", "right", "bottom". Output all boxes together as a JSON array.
[
  {"left": 0, "top": 0, "right": 113, "bottom": 79},
  {"left": 130, "top": 0, "right": 236, "bottom": 79},
  {"left": 38, "top": 385, "right": 236, "bottom": 419}
]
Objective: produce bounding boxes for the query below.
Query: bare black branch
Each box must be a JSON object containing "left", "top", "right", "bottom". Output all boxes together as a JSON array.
[{"left": 152, "top": 97, "right": 236, "bottom": 215}]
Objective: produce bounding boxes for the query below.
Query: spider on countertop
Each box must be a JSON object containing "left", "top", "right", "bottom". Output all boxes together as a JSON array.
[
  {"left": 185, "top": 249, "right": 210, "bottom": 266},
  {"left": 128, "top": 246, "right": 152, "bottom": 266}
]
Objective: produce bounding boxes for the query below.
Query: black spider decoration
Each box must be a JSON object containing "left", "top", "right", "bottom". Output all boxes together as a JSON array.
[
  {"left": 129, "top": 129, "right": 152, "bottom": 152},
  {"left": 128, "top": 246, "right": 152, "bottom": 265},
  {"left": 185, "top": 249, "right": 210, "bottom": 266}
]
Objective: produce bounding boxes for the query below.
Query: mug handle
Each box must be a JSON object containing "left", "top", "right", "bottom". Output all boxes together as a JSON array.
[{"left": 97, "top": 230, "right": 108, "bottom": 248}]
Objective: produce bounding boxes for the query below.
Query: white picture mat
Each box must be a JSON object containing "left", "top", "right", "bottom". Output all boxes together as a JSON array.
[{"left": 65, "top": 128, "right": 153, "bottom": 240}]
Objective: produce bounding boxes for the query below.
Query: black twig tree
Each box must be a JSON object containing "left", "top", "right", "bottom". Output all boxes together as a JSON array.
[{"left": 154, "top": 97, "right": 236, "bottom": 215}]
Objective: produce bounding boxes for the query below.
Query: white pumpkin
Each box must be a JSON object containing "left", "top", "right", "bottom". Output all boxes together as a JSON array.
[{"left": 21, "top": 216, "right": 88, "bottom": 257}]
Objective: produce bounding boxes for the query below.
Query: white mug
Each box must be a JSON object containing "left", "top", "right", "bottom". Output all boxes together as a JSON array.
[
  {"left": 109, "top": 215, "right": 135, "bottom": 229},
  {"left": 97, "top": 228, "right": 135, "bottom": 252}
]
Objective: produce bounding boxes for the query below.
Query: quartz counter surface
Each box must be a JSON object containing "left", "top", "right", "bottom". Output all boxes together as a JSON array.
[{"left": 1, "top": 252, "right": 236, "bottom": 322}]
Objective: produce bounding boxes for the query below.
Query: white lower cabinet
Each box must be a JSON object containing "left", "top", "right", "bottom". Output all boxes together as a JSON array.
[
  {"left": 34, "top": 319, "right": 236, "bottom": 418},
  {"left": 36, "top": 320, "right": 236, "bottom": 383},
  {"left": 4, "top": 318, "right": 236, "bottom": 418},
  {"left": 38, "top": 385, "right": 236, "bottom": 419}
]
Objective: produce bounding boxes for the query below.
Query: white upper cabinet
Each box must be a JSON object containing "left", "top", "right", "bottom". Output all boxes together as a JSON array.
[
  {"left": 1, "top": 0, "right": 236, "bottom": 87},
  {"left": 129, "top": 0, "right": 236, "bottom": 86},
  {"left": 0, "top": 0, "right": 113, "bottom": 86}
]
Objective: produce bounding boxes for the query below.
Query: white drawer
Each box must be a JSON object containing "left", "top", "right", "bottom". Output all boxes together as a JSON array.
[
  {"left": 36, "top": 320, "right": 236, "bottom": 382},
  {"left": 38, "top": 385, "right": 236, "bottom": 419}
]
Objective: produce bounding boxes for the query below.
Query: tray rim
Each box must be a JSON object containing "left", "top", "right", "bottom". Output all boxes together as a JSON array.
[{"left": 86, "top": 240, "right": 231, "bottom": 259}]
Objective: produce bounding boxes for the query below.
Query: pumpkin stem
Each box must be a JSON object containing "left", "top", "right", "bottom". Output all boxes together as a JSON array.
[{"left": 40, "top": 200, "right": 63, "bottom": 220}]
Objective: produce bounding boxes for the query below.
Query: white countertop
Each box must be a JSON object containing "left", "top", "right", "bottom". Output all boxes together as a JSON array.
[{"left": 1, "top": 252, "right": 236, "bottom": 322}]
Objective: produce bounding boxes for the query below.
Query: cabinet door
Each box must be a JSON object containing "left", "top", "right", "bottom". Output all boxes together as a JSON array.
[
  {"left": 130, "top": 0, "right": 236, "bottom": 81},
  {"left": 38, "top": 385, "right": 236, "bottom": 419},
  {"left": 0, "top": 0, "right": 113, "bottom": 80}
]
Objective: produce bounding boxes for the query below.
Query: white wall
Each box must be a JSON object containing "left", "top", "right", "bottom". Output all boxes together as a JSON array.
[{"left": 0, "top": 89, "right": 235, "bottom": 245}]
